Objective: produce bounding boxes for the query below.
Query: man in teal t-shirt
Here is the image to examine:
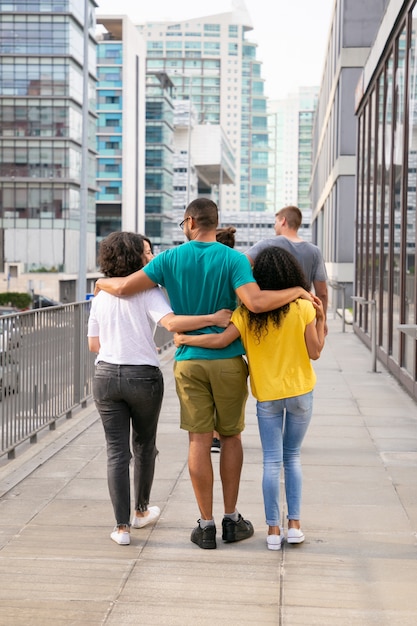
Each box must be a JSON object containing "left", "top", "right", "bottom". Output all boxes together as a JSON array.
[
  {"left": 95, "top": 197, "right": 312, "bottom": 550},
  {"left": 144, "top": 237, "right": 252, "bottom": 362}
]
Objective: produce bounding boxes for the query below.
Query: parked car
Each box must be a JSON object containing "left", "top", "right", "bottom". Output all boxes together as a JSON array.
[
  {"left": 0, "top": 350, "right": 19, "bottom": 397},
  {"left": 0, "top": 307, "right": 21, "bottom": 350},
  {"left": 32, "top": 294, "right": 61, "bottom": 309}
]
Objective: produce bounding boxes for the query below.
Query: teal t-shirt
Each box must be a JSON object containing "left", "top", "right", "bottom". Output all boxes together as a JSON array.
[{"left": 143, "top": 240, "right": 256, "bottom": 361}]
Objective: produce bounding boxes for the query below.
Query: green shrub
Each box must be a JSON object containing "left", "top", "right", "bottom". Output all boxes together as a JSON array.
[{"left": 0, "top": 292, "right": 32, "bottom": 309}]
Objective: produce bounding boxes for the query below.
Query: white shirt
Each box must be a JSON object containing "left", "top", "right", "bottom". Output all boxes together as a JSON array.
[{"left": 87, "top": 287, "right": 172, "bottom": 366}]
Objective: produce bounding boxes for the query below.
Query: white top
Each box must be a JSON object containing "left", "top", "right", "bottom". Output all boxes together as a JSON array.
[{"left": 87, "top": 287, "right": 172, "bottom": 366}]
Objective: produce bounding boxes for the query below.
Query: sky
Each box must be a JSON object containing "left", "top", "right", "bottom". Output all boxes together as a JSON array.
[{"left": 96, "top": 0, "right": 335, "bottom": 100}]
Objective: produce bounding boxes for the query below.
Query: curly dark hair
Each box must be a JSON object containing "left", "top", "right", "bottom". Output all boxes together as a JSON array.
[
  {"left": 98, "top": 231, "right": 152, "bottom": 277},
  {"left": 243, "top": 246, "right": 310, "bottom": 342}
]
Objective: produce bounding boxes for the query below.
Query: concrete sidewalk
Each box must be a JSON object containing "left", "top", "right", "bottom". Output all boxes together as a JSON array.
[{"left": 0, "top": 317, "right": 417, "bottom": 625}]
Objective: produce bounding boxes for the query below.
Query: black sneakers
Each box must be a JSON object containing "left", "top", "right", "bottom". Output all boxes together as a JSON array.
[
  {"left": 210, "top": 437, "right": 221, "bottom": 453},
  {"left": 191, "top": 515, "right": 254, "bottom": 548},
  {"left": 222, "top": 514, "right": 254, "bottom": 543},
  {"left": 191, "top": 521, "right": 217, "bottom": 549}
]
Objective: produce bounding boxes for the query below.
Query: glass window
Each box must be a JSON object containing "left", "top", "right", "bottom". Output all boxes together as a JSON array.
[
  {"left": 204, "top": 42, "right": 220, "bottom": 54},
  {"left": 204, "top": 24, "right": 220, "bottom": 34},
  {"left": 382, "top": 54, "right": 394, "bottom": 354},
  {"left": 391, "top": 27, "right": 407, "bottom": 363},
  {"left": 403, "top": 8, "right": 417, "bottom": 371},
  {"left": 375, "top": 74, "right": 384, "bottom": 345}
]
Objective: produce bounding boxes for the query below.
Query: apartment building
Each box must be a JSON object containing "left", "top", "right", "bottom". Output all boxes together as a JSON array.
[
  {"left": 267, "top": 87, "right": 318, "bottom": 242},
  {"left": 139, "top": 4, "right": 268, "bottom": 215}
]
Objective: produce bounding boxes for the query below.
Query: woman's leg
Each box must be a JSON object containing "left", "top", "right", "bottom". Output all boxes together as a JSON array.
[
  {"left": 122, "top": 366, "right": 164, "bottom": 514},
  {"left": 256, "top": 399, "right": 284, "bottom": 528},
  {"left": 282, "top": 391, "right": 313, "bottom": 524},
  {"left": 93, "top": 364, "right": 131, "bottom": 527}
]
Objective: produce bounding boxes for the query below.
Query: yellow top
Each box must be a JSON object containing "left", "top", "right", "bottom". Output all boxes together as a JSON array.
[{"left": 231, "top": 299, "right": 317, "bottom": 401}]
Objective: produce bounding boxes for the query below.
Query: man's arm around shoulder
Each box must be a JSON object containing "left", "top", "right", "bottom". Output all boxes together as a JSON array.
[
  {"left": 95, "top": 269, "right": 156, "bottom": 297},
  {"left": 236, "top": 281, "right": 313, "bottom": 314}
]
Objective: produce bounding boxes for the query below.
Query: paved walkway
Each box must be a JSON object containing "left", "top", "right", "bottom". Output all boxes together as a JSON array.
[{"left": 0, "top": 317, "right": 417, "bottom": 625}]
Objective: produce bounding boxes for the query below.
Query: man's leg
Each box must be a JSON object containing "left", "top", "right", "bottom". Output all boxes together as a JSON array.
[
  {"left": 188, "top": 431, "right": 214, "bottom": 520},
  {"left": 219, "top": 433, "right": 243, "bottom": 513}
]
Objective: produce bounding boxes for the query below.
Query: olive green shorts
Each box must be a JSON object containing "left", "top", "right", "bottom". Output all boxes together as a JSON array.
[{"left": 174, "top": 357, "right": 249, "bottom": 435}]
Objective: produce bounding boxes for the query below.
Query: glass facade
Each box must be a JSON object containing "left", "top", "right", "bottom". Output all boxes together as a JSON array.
[
  {"left": 356, "top": 1, "right": 417, "bottom": 397},
  {"left": 144, "top": 73, "right": 174, "bottom": 251},
  {"left": 96, "top": 40, "right": 122, "bottom": 240},
  {"left": 0, "top": 0, "right": 97, "bottom": 273},
  {"left": 241, "top": 45, "right": 268, "bottom": 212}
]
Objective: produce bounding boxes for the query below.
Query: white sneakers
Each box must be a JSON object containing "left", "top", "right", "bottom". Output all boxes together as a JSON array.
[
  {"left": 131, "top": 505, "right": 161, "bottom": 529},
  {"left": 287, "top": 528, "right": 305, "bottom": 544},
  {"left": 266, "top": 527, "right": 305, "bottom": 550},
  {"left": 267, "top": 534, "right": 284, "bottom": 550},
  {"left": 111, "top": 527, "right": 130, "bottom": 545},
  {"left": 111, "top": 506, "right": 161, "bottom": 545}
]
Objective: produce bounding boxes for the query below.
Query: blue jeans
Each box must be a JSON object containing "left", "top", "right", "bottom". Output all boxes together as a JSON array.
[
  {"left": 93, "top": 362, "right": 164, "bottom": 527},
  {"left": 256, "top": 392, "right": 313, "bottom": 526}
]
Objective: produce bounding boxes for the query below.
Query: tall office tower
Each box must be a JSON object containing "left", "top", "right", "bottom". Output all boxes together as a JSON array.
[
  {"left": 0, "top": 0, "right": 98, "bottom": 276},
  {"left": 139, "top": 1, "right": 268, "bottom": 216},
  {"left": 96, "top": 16, "right": 146, "bottom": 243},
  {"left": 145, "top": 71, "right": 176, "bottom": 251},
  {"left": 267, "top": 87, "right": 318, "bottom": 241}
]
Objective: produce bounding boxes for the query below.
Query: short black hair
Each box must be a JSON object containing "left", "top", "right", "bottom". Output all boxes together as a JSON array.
[{"left": 185, "top": 197, "right": 218, "bottom": 230}]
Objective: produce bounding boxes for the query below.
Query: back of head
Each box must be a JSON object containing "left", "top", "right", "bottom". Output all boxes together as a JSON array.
[
  {"left": 216, "top": 226, "right": 236, "bottom": 248},
  {"left": 98, "top": 231, "right": 150, "bottom": 277},
  {"left": 253, "top": 246, "right": 310, "bottom": 291},
  {"left": 186, "top": 197, "right": 218, "bottom": 230},
  {"left": 276, "top": 206, "right": 302, "bottom": 231}
]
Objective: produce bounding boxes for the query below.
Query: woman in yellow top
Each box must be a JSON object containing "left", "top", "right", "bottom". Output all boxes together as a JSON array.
[{"left": 174, "top": 246, "right": 325, "bottom": 550}]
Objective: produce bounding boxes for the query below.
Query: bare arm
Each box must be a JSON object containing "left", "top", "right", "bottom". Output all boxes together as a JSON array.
[
  {"left": 313, "top": 279, "right": 328, "bottom": 336},
  {"left": 174, "top": 323, "right": 240, "bottom": 349},
  {"left": 94, "top": 269, "right": 156, "bottom": 297},
  {"left": 159, "top": 309, "right": 232, "bottom": 333},
  {"left": 245, "top": 253, "right": 255, "bottom": 267},
  {"left": 88, "top": 336, "right": 100, "bottom": 353},
  {"left": 236, "top": 282, "right": 313, "bottom": 314},
  {"left": 305, "top": 296, "right": 325, "bottom": 360}
]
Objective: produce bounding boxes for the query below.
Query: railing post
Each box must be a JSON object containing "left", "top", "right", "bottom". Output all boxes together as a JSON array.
[
  {"left": 370, "top": 299, "right": 377, "bottom": 373},
  {"left": 328, "top": 280, "right": 346, "bottom": 332},
  {"left": 351, "top": 296, "right": 378, "bottom": 373}
]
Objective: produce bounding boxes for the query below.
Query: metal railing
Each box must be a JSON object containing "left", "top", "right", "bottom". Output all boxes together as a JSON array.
[
  {"left": 397, "top": 324, "right": 417, "bottom": 339},
  {"left": 0, "top": 301, "right": 172, "bottom": 459},
  {"left": 328, "top": 280, "right": 347, "bottom": 332},
  {"left": 0, "top": 303, "right": 95, "bottom": 460},
  {"left": 0, "top": 303, "right": 175, "bottom": 461}
]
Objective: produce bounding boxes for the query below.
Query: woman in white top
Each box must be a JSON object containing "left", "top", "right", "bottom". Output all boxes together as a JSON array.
[{"left": 88, "top": 232, "right": 230, "bottom": 545}]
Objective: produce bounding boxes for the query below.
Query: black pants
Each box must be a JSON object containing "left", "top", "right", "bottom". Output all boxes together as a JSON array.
[{"left": 93, "top": 362, "right": 164, "bottom": 526}]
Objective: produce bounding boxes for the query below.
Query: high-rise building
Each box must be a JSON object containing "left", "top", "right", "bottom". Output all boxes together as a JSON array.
[
  {"left": 96, "top": 16, "right": 147, "bottom": 244},
  {"left": 0, "top": 0, "right": 98, "bottom": 277},
  {"left": 144, "top": 71, "right": 176, "bottom": 251},
  {"left": 138, "top": 2, "right": 268, "bottom": 215},
  {"left": 267, "top": 87, "right": 318, "bottom": 241}
]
